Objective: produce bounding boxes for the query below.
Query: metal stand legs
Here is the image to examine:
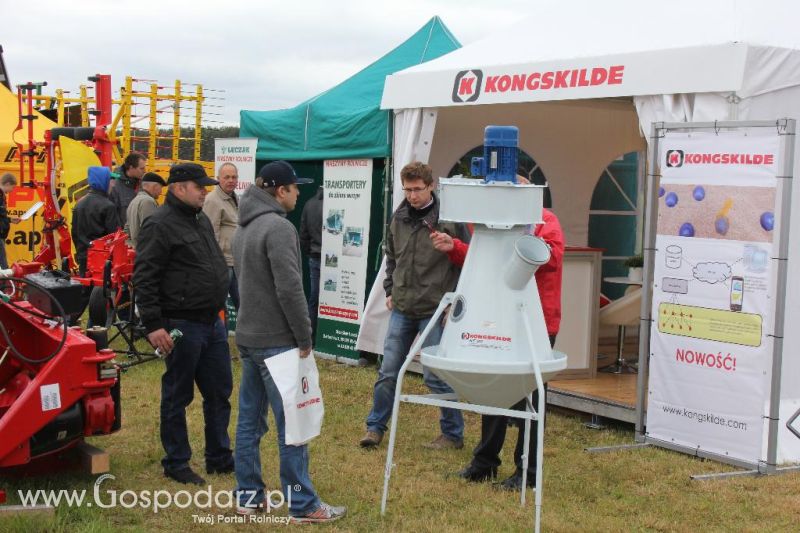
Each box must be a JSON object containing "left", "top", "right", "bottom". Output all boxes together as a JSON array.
[
  {"left": 380, "top": 300, "right": 547, "bottom": 533},
  {"left": 601, "top": 325, "right": 637, "bottom": 374}
]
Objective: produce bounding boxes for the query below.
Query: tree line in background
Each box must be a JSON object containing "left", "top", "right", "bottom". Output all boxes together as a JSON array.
[{"left": 129, "top": 125, "right": 240, "bottom": 162}]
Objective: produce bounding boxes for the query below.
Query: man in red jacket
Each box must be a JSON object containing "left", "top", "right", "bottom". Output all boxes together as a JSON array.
[{"left": 430, "top": 191, "right": 564, "bottom": 490}]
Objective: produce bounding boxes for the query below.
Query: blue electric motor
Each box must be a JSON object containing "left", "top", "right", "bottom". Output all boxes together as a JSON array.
[{"left": 470, "top": 125, "right": 519, "bottom": 183}]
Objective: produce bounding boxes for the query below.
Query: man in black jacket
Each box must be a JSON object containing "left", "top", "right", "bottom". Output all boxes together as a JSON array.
[
  {"left": 71, "top": 166, "right": 120, "bottom": 275},
  {"left": 299, "top": 186, "right": 323, "bottom": 341},
  {"left": 110, "top": 152, "right": 146, "bottom": 225},
  {"left": 133, "top": 162, "right": 233, "bottom": 486}
]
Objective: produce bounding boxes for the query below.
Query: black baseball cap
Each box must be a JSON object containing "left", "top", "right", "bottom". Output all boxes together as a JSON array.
[
  {"left": 167, "top": 163, "right": 219, "bottom": 186},
  {"left": 142, "top": 172, "right": 167, "bottom": 186},
  {"left": 258, "top": 161, "right": 313, "bottom": 188}
]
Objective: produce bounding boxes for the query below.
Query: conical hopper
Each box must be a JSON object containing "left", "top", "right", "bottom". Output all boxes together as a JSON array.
[{"left": 421, "top": 178, "right": 568, "bottom": 409}]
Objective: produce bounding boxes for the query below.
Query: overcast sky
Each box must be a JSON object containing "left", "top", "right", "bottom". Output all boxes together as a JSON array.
[{"left": 2, "top": 0, "right": 533, "bottom": 125}]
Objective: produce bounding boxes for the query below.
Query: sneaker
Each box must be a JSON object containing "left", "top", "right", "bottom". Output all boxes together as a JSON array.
[
  {"left": 422, "top": 434, "right": 464, "bottom": 450},
  {"left": 359, "top": 430, "right": 383, "bottom": 448},
  {"left": 457, "top": 463, "right": 497, "bottom": 483},
  {"left": 207, "top": 459, "right": 235, "bottom": 475},
  {"left": 164, "top": 466, "right": 206, "bottom": 486},
  {"left": 498, "top": 471, "right": 535, "bottom": 491},
  {"left": 236, "top": 503, "right": 264, "bottom": 515},
  {"left": 289, "top": 502, "right": 346, "bottom": 524}
]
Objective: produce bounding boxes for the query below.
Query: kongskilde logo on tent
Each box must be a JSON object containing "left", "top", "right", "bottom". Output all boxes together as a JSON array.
[
  {"left": 666, "top": 149, "right": 684, "bottom": 167},
  {"left": 452, "top": 69, "right": 483, "bottom": 103}
]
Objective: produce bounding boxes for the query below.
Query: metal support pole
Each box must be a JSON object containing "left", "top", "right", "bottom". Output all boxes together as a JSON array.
[
  {"left": 55, "top": 88, "right": 64, "bottom": 126},
  {"left": 635, "top": 122, "right": 663, "bottom": 441},
  {"left": 381, "top": 294, "right": 454, "bottom": 515},
  {"left": 520, "top": 304, "right": 545, "bottom": 533},
  {"left": 79, "top": 85, "right": 89, "bottom": 127},
  {"left": 172, "top": 80, "right": 182, "bottom": 163},
  {"left": 193, "top": 85, "right": 203, "bottom": 162},
  {"left": 121, "top": 77, "right": 134, "bottom": 157},
  {"left": 148, "top": 83, "right": 159, "bottom": 164},
  {"left": 765, "top": 119, "right": 795, "bottom": 473}
]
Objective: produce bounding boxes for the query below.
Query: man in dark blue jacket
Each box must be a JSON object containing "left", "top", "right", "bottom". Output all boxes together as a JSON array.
[{"left": 71, "top": 166, "right": 120, "bottom": 274}]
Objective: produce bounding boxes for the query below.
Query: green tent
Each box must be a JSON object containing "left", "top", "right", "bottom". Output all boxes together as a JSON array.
[
  {"left": 238, "top": 17, "right": 460, "bottom": 358},
  {"left": 239, "top": 16, "right": 461, "bottom": 160}
]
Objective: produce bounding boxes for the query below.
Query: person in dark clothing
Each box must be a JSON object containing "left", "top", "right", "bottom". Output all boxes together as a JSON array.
[
  {"left": 0, "top": 172, "right": 20, "bottom": 269},
  {"left": 71, "top": 166, "right": 120, "bottom": 275},
  {"left": 110, "top": 152, "right": 146, "bottom": 226},
  {"left": 299, "top": 186, "right": 323, "bottom": 342},
  {"left": 133, "top": 162, "right": 233, "bottom": 486}
]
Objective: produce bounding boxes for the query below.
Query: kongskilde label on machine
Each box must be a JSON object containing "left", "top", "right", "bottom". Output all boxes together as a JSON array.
[
  {"left": 459, "top": 331, "right": 513, "bottom": 350},
  {"left": 40, "top": 383, "right": 61, "bottom": 411}
]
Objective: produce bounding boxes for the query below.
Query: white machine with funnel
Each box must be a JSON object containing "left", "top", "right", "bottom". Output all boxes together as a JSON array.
[{"left": 380, "top": 126, "right": 567, "bottom": 533}]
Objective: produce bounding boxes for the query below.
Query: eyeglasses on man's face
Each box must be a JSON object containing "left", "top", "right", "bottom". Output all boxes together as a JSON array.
[{"left": 402, "top": 185, "right": 429, "bottom": 194}]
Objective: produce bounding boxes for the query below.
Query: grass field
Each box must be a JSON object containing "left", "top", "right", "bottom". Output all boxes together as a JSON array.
[{"left": 2, "top": 339, "right": 800, "bottom": 532}]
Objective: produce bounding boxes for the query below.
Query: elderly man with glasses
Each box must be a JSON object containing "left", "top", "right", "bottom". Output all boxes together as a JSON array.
[{"left": 359, "top": 161, "right": 470, "bottom": 450}]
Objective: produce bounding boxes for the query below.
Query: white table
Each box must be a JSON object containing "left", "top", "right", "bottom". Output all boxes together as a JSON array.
[{"left": 603, "top": 276, "right": 643, "bottom": 286}]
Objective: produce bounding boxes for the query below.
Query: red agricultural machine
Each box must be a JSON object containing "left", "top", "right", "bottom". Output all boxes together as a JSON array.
[
  {"left": 0, "top": 79, "right": 134, "bottom": 472},
  {"left": 0, "top": 262, "right": 120, "bottom": 469}
]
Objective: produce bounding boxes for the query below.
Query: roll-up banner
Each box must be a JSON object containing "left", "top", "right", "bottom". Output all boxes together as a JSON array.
[
  {"left": 315, "top": 159, "right": 373, "bottom": 362},
  {"left": 646, "top": 130, "right": 783, "bottom": 465},
  {"left": 214, "top": 138, "right": 257, "bottom": 195}
]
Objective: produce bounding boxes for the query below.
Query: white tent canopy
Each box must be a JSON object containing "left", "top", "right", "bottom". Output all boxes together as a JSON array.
[
  {"left": 356, "top": 0, "right": 800, "bottom": 464},
  {"left": 382, "top": 0, "right": 800, "bottom": 110}
]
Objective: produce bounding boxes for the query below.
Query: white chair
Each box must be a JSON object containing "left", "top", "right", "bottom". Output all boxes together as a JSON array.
[{"left": 599, "top": 287, "right": 641, "bottom": 374}]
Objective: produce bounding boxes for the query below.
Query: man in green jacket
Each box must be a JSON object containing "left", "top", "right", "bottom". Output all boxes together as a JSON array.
[{"left": 360, "top": 161, "right": 468, "bottom": 450}]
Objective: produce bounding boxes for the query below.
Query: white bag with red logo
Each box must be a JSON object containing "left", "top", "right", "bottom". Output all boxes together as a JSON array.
[{"left": 264, "top": 349, "right": 324, "bottom": 446}]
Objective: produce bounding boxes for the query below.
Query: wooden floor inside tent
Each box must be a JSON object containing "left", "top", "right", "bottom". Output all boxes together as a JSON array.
[{"left": 547, "top": 336, "right": 642, "bottom": 424}]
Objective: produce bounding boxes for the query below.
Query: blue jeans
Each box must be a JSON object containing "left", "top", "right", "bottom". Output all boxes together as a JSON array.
[
  {"left": 235, "top": 345, "right": 320, "bottom": 516},
  {"left": 228, "top": 267, "right": 240, "bottom": 310},
  {"left": 160, "top": 317, "right": 233, "bottom": 472},
  {"left": 307, "top": 257, "right": 321, "bottom": 343},
  {"left": 366, "top": 309, "right": 464, "bottom": 441}
]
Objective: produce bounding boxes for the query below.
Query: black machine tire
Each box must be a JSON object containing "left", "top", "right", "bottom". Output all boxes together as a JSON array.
[
  {"left": 88, "top": 286, "right": 115, "bottom": 328},
  {"left": 49, "top": 127, "right": 75, "bottom": 140},
  {"left": 72, "top": 127, "right": 95, "bottom": 141}
]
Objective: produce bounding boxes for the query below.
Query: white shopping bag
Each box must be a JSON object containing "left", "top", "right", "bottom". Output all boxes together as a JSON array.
[{"left": 264, "top": 349, "right": 324, "bottom": 446}]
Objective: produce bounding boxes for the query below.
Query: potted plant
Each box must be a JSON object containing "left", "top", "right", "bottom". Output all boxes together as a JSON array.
[{"left": 624, "top": 254, "right": 644, "bottom": 282}]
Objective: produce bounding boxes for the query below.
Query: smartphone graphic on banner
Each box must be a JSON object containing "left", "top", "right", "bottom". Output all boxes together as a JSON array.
[{"left": 730, "top": 276, "right": 744, "bottom": 312}]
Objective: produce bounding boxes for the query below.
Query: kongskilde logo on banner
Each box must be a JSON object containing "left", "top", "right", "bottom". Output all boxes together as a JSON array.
[
  {"left": 452, "top": 69, "right": 483, "bottom": 103},
  {"left": 666, "top": 148, "right": 774, "bottom": 167},
  {"left": 666, "top": 149, "right": 684, "bottom": 167}
]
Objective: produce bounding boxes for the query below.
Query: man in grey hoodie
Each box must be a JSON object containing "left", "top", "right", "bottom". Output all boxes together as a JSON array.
[{"left": 232, "top": 161, "right": 346, "bottom": 524}]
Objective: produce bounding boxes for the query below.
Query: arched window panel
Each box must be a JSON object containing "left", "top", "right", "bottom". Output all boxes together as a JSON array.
[{"left": 588, "top": 151, "right": 640, "bottom": 299}]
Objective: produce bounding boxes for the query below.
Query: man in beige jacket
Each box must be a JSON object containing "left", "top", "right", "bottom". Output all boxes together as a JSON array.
[
  {"left": 203, "top": 162, "right": 239, "bottom": 309},
  {"left": 126, "top": 172, "right": 166, "bottom": 248}
]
